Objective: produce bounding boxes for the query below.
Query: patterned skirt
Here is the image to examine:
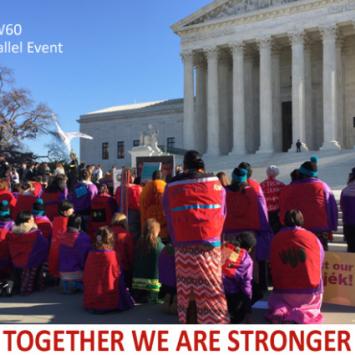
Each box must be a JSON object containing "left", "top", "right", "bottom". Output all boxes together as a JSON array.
[{"left": 175, "top": 245, "right": 229, "bottom": 324}]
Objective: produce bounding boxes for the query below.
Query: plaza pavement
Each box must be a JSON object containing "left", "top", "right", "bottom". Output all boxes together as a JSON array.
[{"left": 0, "top": 287, "right": 354, "bottom": 324}]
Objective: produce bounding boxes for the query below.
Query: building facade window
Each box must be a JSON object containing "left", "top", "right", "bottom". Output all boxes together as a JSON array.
[
  {"left": 117, "top": 141, "right": 125, "bottom": 159},
  {"left": 133, "top": 139, "right": 140, "bottom": 147},
  {"left": 167, "top": 137, "right": 175, "bottom": 149},
  {"left": 102, "top": 142, "right": 109, "bottom": 160}
]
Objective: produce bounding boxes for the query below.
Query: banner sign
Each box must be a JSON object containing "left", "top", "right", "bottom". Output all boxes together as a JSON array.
[
  {"left": 112, "top": 168, "right": 122, "bottom": 194},
  {"left": 0, "top": 325, "right": 353, "bottom": 354},
  {"left": 323, "top": 252, "right": 355, "bottom": 306},
  {"left": 136, "top": 155, "right": 175, "bottom": 181},
  {"left": 141, "top": 162, "right": 162, "bottom": 183}
]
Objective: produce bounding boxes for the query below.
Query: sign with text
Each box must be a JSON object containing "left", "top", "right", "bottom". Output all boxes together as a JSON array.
[
  {"left": 0, "top": 325, "right": 353, "bottom": 354},
  {"left": 136, "top": 155, "right": 175, "bottom": 181},
  {"left": 323, "top": 252, "right": 355, "bottom": 306}
]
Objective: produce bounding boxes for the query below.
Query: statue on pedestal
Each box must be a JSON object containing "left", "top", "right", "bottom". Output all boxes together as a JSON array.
[{"left": 139, "top": 124, "right": 162, "bottom": 154}]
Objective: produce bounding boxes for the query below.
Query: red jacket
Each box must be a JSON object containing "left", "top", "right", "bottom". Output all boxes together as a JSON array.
[
  {"left": 48, "top": 216, "right": 68, "bottom": 277},
  {"left": 88, "top": 193, "right": 116, "bottom": 238},
  {"left": 110, "top": 225, "right": 134, "bottom": 274},
  {"left": 115, "top": 184, "right": 142, "bottom": 211},
  {"left": 164, "top": 176, "right": 225, "bottom": 246},
  {"left": 12, "top": 195, "right": 37, "bottom": 220},
  {"left": 271, "top": 227, "right": 323, "bottom": 291},
  {"left": 279, "top": 178, "right": 337, "bottom": 232},
  {"left": 224, "top": 186, "right": 269, "bottom": 233},
  {"left": 260, "top": 178, "right": 285, "bottom": 212},
  {"left": 35, "top": 215, "right": 53, "bottom": 240}
]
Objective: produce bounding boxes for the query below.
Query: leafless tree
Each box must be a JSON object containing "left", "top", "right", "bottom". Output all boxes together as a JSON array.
[
  {"left": 46, "top": 141, "right": 68, "bottom": 162},
  {"left": 0, "top": 65, "right": 54, "bottom": 150}
]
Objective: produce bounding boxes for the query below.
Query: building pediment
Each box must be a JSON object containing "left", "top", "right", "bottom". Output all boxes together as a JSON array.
[
  {"left": 189, "top": 0, "right": 300, "bottom": 26},
  {"left": 172, "top": 0, "right": 336, "bottom": 34}
]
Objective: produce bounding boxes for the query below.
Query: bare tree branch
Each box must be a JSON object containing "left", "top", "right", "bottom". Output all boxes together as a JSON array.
[{"left": 0, "top": 65, "right": 54, "bottom": 150}]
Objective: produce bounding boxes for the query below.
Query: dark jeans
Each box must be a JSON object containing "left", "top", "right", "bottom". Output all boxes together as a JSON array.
[{"left": 344, "top": 225, "right": 355, "bottom": 253}]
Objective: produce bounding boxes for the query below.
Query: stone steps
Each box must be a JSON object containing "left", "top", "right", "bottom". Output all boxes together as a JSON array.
[
  {"left": 204, "top": 149, "right": 355, "bottom": 190},
  {"left": 328, "top": 200, "right": 346, "bottom": 252}
]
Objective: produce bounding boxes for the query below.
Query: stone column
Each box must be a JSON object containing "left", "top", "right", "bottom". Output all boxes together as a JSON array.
[
  {"left": 257, "top": 37, "right": 274, "bottom": 154},
  {"left": 244, "top": 52, "right": 254, "bottom": 154},
  {"left": 182, "top": 51, "right": 195, "bottom": 150},
  {"left": 230, "top": 42, "right": 246, "bottom": 155},
  {"left": 336, "top": 37, "right": 344, "bottom": 147},
  {"left": 290, "top": 31, "right": 308, "bottom": 151},
  {"left": 272, "top": 45, "right": 282, "bottom": 152},
  {"left": 218, "top": 51, "right": 232, "bottom": 155},
  {"left": 206, "top": 47, "right": 220, "bottom": 156},
  {"left": 304, "top": 40, "right": 314, "bottom": 149},
  {"left": 320, "top": 25, "right": 341, "bottom": 150},
  {"left": 195, "top": 57, "right": 207, "bottom": 153}
]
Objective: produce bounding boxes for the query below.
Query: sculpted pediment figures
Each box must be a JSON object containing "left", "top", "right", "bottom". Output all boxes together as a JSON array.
[{"left": 185, "top": 0, "right": 300, "bottom": 27}]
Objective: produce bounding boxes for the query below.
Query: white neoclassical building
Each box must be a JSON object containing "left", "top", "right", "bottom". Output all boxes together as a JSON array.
[
  {"left": 173, "top": 0, "right": 355, "bottom": 155},
  {"left": 79, "top": 100, "right": 183, "bottom": 171}
]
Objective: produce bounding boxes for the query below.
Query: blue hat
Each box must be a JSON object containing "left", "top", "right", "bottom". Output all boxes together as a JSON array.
[
  {"left": 232, "top": 168, "right": 248, "bottom": 184},
  {"left": 299, "top": 161, "right": 318, "bottom": 178},
  {"left": 0, "top": 200, "right": 10, "bottom": 217},
  {"left": 310, "top": 156, "right": 318, "bottom": 164},
  {"left": 32, "top": 198, "right": 45, "bottom": 216}
]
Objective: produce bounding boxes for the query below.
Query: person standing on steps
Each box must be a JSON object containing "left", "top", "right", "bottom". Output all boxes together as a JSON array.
[{"left": 296, "top": 139, "right": 302, "bottom": 153}]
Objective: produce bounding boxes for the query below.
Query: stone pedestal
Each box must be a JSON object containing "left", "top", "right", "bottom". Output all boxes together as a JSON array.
[{"left": 129, "top": 145, "right": 163, "bottom": 168}]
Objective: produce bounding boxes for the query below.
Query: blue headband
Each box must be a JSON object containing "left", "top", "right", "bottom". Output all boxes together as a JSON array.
[
  {"left": 299, "top": 166, "right": 318, "bottom": 178},
  {"left": 232, "top": 168, "right": 248, "bottom": 183},
  {"left": 1, "top": 200, "right": 9, "bottom": 207},
  {"left": 32, "top": 209, "right": 45, "bottom": 216}
]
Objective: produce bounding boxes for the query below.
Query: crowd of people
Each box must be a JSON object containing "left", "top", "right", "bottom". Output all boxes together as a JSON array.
[{"left": 0, "top": 151, "right": 354, "bottom": 324}]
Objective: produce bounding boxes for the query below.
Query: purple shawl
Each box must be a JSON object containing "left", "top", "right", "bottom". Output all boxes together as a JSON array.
[
  {"left": 59, "top": 231, "right": 92, "bottom": 273},
  {"left": 70, "top": 182, "right": 98, "bottom": 213}
]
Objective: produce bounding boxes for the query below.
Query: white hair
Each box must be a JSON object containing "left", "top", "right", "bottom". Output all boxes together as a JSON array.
[{"left": 266, "top": 165, "right": 280, "bottom": 178}]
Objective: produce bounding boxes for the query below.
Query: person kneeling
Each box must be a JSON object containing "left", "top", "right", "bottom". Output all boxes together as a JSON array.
[
  {"left": 266, "top": 209, "right": 324, "bottom": 324},
  {"left": 7, "top": 211, "right": 48, "bottom": 295},
  {"left": 58, "top": 215, "right": 91, "bottom": 294},
  {"left": 83, "top": 227, "right": 134, "bottom": 313},
  {"left": 222, "top": 232, "right": 256, "bottom": 323}
]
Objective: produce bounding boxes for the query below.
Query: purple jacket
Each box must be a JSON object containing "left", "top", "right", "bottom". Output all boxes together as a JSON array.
[
  {"left": 222, "top": 249, "right": 253, "bottom": 299},
  {"left": 70, "top": 182, "right": 98, "bottom": 214},
  {"left": 0, "top": 220, "right": 14, "bottom": 231},
  {"left": 58, "top": 231, "right": 92, "bottom": 273},
  {"left": 341, "top": 181, "right": 355, "bottom": 226}
]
